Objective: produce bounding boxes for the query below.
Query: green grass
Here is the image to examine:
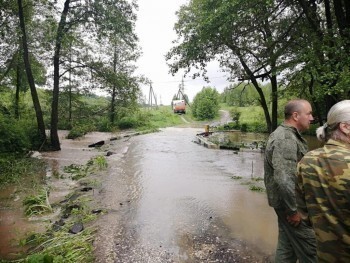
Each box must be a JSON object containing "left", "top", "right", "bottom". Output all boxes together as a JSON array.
[
  {"left": 249, "top": 185, "right": 265, "bottom": 192},
  {"left": 137, "top": 106, "right": 185, "bottom": 130},
  {"left": 22, "top": 226, "right": 95, "bottom": 263},
  {"left": 23, "top": 188, "right": 52, "bottom": 216},
  {"left": 215, "top": 104, "right": 270, "bottom": 133},
  {"left": 17, "top": 155, "right": 109, "bottom": 262},
  {"left": 63, "top": 155, "right": 108, "bottom": 180},
  {"left": 0, "top": 156, "right": 46, "bottom": 187}
]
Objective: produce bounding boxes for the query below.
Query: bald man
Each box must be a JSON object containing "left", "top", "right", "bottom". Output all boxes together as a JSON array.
[{"left": 264, "top": 99, "right": 317, "bottom": 262}]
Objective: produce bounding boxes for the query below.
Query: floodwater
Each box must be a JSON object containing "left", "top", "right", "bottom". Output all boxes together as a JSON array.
[
  {"left": 94, "top": 128, "right": 281, "bottom": 262},
  {"left": 0, "top": 131, "right": 113, "bottom": 260},
  {"left": 1, "top": 128, "right": 321, "bottom": 262}
]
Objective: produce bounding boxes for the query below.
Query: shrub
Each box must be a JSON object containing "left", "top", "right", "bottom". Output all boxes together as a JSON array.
[
  {"left": 96, "top": 117, "right": 113, "bottom": 132},
  {"left": 192, "top": 87, "right": 220, "bottom": 120},
  {"left": 0, "top": 114, "right": 31, "bottom": 153},
  {"left": 230, "top": 107, "right": 241, "bottom": 123},
  {"left": 118, "top": 116, "right": 139, "bottom": 129},
  {"left": 242, "top": 122, "right": 268, "bottom": 133},
  {"left": 0, "top": 156, "right": 46, "bottom": 186},
  {"left": 67, "top": 127, "right": 86, "bottom": 139},
  {"left": 67, "top": 124, "right": 94, "bottom": 139}
]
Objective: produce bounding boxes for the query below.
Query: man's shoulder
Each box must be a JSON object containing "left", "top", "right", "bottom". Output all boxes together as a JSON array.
[{"left": 269, "top": 125, "right": 296, "bottom": 141}]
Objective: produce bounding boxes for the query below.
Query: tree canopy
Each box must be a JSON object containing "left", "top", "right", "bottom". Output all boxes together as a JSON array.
[
  {"left": 0, "top": 0, "right": 141, "bottom": 151},
  {"left": 167, "top": 0, "right": 350, "bottom": 132}
]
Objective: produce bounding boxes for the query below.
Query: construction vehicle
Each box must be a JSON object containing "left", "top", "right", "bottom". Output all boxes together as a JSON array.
[{"left": 172, "top": 99, "right": 186, "bottom": 114}]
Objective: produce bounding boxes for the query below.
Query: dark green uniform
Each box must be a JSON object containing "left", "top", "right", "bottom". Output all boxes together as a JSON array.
[
  {"left": 264, "top": 123, "right": 317, "bottom": 262},
  {"left": 297, "top": 139, "right": 350, "bottom": 262}
]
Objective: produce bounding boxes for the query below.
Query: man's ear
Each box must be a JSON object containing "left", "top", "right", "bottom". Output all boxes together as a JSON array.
[
  {"left": 292, "top": 111, "right": 299, "bottom": 121},
  {"left": 339, "top": 123, "right": 350, "bottom": 134}
]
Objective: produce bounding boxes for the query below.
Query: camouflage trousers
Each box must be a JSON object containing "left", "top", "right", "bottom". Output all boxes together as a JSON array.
[{"left": 274, "top": 209, "right": 317, "bottom": 263}]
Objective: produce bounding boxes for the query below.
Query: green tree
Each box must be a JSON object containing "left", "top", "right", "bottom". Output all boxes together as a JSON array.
[
  {"left": 101, "top": 38, "right": 140, "bottom": 125},
  {"left": 50, "top": 0, "right": 138, "bottom": 150},
  {"left": 286, "top": 0, "right": 350, "bottom": 121},
  {"left": 221, "top": 83, "right": 272, "bottom": 107},
  {"left": 18, "top": 0, "right": 47, "bottom": 144},
  {"left": 192, "top": 87, "right": 219, "bottom": 120},
  {"left": 167, "top": 0, "right": 305, "bottom": 132}
]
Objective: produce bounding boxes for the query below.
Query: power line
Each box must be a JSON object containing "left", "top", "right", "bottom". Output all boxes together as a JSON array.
[{"left": 147, "top": 75, "right": 229, "bottom": 84}]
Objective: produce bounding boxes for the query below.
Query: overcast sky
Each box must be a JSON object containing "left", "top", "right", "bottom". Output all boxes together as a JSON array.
[{"left": 135, "top": 0, "right": 231, "bottom": 105}]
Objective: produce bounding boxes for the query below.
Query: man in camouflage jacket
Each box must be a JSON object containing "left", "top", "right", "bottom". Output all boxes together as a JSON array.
[
  {"left": 296, "top": 100, "right": 350, "bottom": 262},
  {"left": 264, "top": 99, "right": 317, "bottom": 262}
]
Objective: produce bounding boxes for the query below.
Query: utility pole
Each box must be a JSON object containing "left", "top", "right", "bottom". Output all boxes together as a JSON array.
[
  {"left": 175, "top": 77, "right": 190, "bottom": 106},
  {"left": 148, "top": 83, "right": 158, "bottom": 109}
]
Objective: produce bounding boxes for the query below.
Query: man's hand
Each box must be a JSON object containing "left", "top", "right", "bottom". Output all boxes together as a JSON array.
[{"left": 286, "top": 212, "right": 301, "bottom": 227}]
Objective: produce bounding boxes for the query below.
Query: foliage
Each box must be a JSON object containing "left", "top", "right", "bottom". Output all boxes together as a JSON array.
[
  {"left": 49, "top": 0, "right": 140, "bottom": 150},
  {"left": 115, "top": 106, "right": 184, "bottom": 131},
  {"left": 191, "top": 87, "right": 220, "bottom": 120},
  {"left": 167, "top": 0, "right": 350, "bottom": 131},
  {"left": 216, "top": 105, "right": 269, "bottom": 133},
  {"left": 167, "top": 0, "right": 309, "bottom": 132},
  {"left": 284, "top": 0, "right": 350, "bottom": 112},
  {"left": 92, "top": 155, "right": 108, "bottom": 170},
  {"left": 23, "top": 188, "right": 52, "bottom": 216},
  {"left": 23, "top": 227, "right": 95, "bottom": 263},
  {"left": 249, "top": 185, "right": 265, "bottom": 192},
  {"left": 138, "top": 107, "right": 184, "bottom": 130},
  {"left": 118, "top": 116, "right": 139, "bottom": 129},
  {"left": 64, "top": 164, "right": 89, "bottom": 181},
  {"left": 18, "top": 156, "right": 109, "bottom": 262},
  {"left": 229, "top": 107, "right": 241, "bottom": 124},
  {"left": 64, "top": 155, "right": 108, "bottom": 180},
  {"left": 221, "top": 83, "right": 272, "bottom": 107},
  {"left": 67, "top": 125, "right": 94, "bottom": 140},
  {"left": 0, "top": 156, "right": 46, "bottom": 186},
  {"left": 0, "top": 113, "right": 37, "bottom": 153}
]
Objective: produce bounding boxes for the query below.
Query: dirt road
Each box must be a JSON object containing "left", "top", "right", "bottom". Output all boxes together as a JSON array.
[{"left": 93, "top": 128, "right": 276, "bottom": 262}]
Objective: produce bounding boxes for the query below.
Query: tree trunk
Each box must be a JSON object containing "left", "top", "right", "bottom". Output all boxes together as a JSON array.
[
  {"left": 270, "top": 74, "right": 278, "bottom": 132},
  {"left": 110, "top": 86, "right": 116, "bottom": 124},
  {"left": 15, "top": 55, "right": 21, "bottom": 119},
  {"left": 17, "top": 0, "right": 47, "bottom": 143},
  {"left": 110, "top": 48, "right": 117, "bottom": 124},
  {"left": 50, "top": 0, "right": 71, "bottom": 151},
  {"left": 238, "top": 55, "right": 272, "bottom": 133},
  {"left": 68, "top": 43, "right": 72, "bottom": 126},
  {"left": 333, "top": 0, "right": 350, "bottom": 54}
]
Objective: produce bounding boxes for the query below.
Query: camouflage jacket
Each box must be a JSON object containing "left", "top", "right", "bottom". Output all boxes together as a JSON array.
[
  {"left": 264, "top": 123, "right": 308, "bottom": 214},
  {"left": 296, "top": 139, "right": 350, "bottom": 262}
]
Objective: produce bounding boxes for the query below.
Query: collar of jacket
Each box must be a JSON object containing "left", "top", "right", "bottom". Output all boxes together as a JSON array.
[
  {"left": 326, "top": 139, "right": 350, "bottom": 150},
  {"left": 280, "top": 123, "right": 306, "bottom": 143}
]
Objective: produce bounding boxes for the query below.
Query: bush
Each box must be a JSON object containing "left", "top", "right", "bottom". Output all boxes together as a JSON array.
[
  {"left": 96, "top": 117, "right": 113, "bottom": 132},
  {"left": 118, "top": 116, "right": 139, "bottom": 129},
  {"left": 0, "top": 156, "right": 46, "bottom": 186},
  {"left": 0, "top": 114, "right": 31, "bottom": 153},
  {"left": 192, "top": 87, "right": 220, "bottom": 120},
  {"left": 67, "top": 124, "right": 94, "bottom": 139},
  {"left": 230, "top": 107, "right": 241, "bottom": 123},
  {"left": 241, "top": 122, "right": 268, "bottom": 133}
]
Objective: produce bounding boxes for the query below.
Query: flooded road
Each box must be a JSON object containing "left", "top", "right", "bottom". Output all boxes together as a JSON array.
[
  {"left": 94, "top": 128, "right": 277, "bottom": 262},
  {"left": 1, "top": 127, "right": 320, "bottom": 261}
]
